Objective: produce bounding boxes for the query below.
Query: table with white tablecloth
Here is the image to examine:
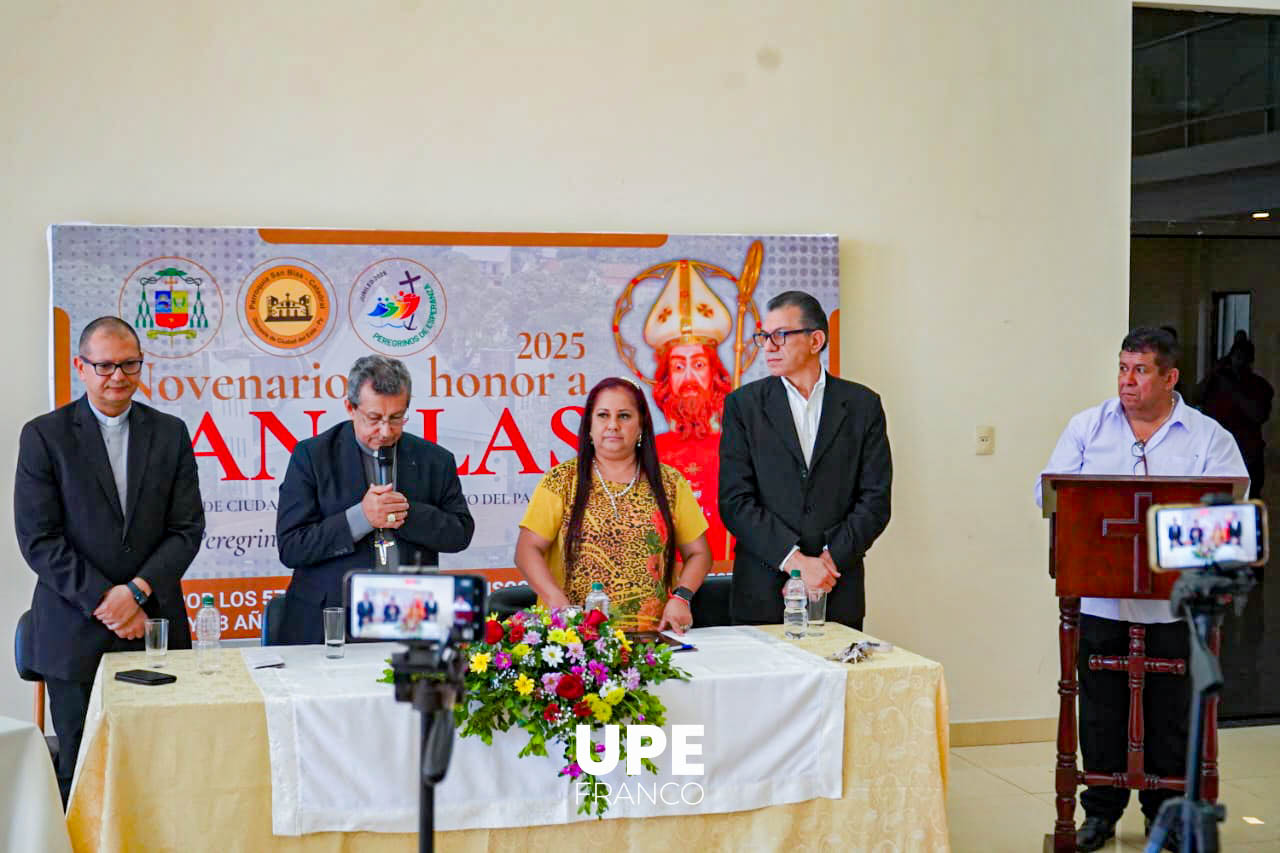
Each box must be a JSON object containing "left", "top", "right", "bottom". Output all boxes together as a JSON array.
[
  {"left": 0, "top": 714, "right": 72, "bottom": 853},
  {"left": 68, "top": 623, "right": 950, "bottom": 852}
]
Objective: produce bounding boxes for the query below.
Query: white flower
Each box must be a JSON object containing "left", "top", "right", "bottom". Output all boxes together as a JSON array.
[{"left": 541, "top": 645, "right": 564, "bottom": 666}]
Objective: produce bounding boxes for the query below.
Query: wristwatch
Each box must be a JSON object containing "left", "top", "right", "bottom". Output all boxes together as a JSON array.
[
  {"left": 671, "top": 586, "right": 695, "bottom": 603},
  {"left": 126, "top": 580, "right": 149, "bottom": 607}
]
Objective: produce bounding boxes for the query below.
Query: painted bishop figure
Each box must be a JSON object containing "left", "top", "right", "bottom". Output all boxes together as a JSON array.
[{"left": 645, "top": 261, "right": 735, "bottom": 559}]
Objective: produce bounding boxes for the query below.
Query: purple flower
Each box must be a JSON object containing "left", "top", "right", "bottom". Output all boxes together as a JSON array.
[
  {"left": 623, "top": 667, "right": 641, "bottom": 690},
  {"left": 571, "top": 665, "right": 585, "bottom": 676},
  {"left": 637, "top": 714, "right": 646, "bottom": 722},
  {"left": 550, "top": 610, "right": 567, "bottom": 629},
  {"left": 541, "top": 672, "right": 562, "bottom": 693},
  {"left": 644, "top": 651, "right": 658, "bottom": 667},
  {"left": 594, "top": 638, "right": 610, "bottom": 654},
  {"left": 524, "top": 630, "right": 542, "bottom": 645},
  {"left": 494, "top": 652, "right": 513, "bottom": 670},
  {"left": 594, "top": 742, "right": 606, "bottom": 753},
  {"left": 566, "top": 642, "right": 585, "bottom": 662},
  {"left": 588, "top": 660, "right": 609, "bottom": 683},
  {"left": 560, "top": 762, "right": 582, "bottom": 779}
]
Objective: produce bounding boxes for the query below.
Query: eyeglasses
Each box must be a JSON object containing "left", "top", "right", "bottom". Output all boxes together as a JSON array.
[
  {"left": 751, "top": 328, "right": 818, "bottom": 348},
  {"left": 81, "top": 358, "right": 144, "bottom": 376},
  {"left": 1131, "top": 440, "right": 1148, "bottom": 476},
  {"left": 354, "top": 408, "right": 408, "bottom": 428}
]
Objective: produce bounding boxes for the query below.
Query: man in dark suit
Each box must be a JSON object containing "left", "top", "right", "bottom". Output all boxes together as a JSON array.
[
  {"left": 719, "top": 291, "right": 892, "bottom": 629},
  {"left": 15, "top": 316, "right": 205, "bottom": 804},
  {"left": 1167, "top": 518, "right": 1184, "bottom": 547},
  {"left": 276, "top": 355, "right": 474, "bottom": 644}
]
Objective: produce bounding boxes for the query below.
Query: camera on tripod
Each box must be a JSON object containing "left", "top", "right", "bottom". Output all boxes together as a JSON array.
[
  {"left": 1139, "top": 495, "right": 1267, "bottom": 853},
  {"left": 343, "top": 570, "right": 488, "bottom": 853}
]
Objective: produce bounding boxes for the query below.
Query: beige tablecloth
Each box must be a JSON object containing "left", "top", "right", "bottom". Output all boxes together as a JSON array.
[{"left": 68, "top": 624, "right": 949, "bottom": 852}]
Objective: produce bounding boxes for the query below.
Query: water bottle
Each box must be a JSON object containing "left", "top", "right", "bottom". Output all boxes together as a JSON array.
[
  {"left": 783, "top": 569, "right": 807, "bottom": 639},
  {"left": 195, "top": 594, "right": 222, "bottom": 674},
  {"left": 583, "top": 582, "right": 610, "bottom": 619}
]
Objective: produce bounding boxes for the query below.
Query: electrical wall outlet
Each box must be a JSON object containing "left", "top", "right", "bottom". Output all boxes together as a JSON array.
[{"left": 976, "top": 425, "right": 995, "bottom": 456}]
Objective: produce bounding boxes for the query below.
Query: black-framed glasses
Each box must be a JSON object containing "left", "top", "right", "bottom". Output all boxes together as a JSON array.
[
  {"left": 354, "top": 408, "right": 408, "bottom": 428},
  {"left": 751, "top": 328, "right": 818, "bottom": 348},
  {"left": 82, "top": 358, "right": 144, "bottom": 376},
  {"left": 1131, "top": 440, "right": 1148, "bottom": 476}
]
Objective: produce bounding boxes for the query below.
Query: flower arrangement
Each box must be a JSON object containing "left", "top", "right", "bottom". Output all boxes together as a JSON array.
[{"left": 453, "top": 605, "right": 688, "bottom": 816}]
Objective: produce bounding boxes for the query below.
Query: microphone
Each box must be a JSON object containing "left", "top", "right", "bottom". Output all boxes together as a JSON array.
[{"left": 376, "top": 446, "right": 392, "bottom": 486}]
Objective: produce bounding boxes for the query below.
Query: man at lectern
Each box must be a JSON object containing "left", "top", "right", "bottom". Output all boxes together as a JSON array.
[
  {"left": 276, "top": 355, "right": 474, "bottom": 644},
  {"left": 1036, "top": 327, "right": 1246, "bottom": 851}
]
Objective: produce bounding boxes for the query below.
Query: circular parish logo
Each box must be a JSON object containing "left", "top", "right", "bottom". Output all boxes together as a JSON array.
[
  {"left": 349, "top": 258, "right": 446, "bottom": 356},
  {"left": 118, "top": 257, "right": 223, "bottom": 359},
  {"left": 239, "top": 259, "right": 334, "bottom": 356}
]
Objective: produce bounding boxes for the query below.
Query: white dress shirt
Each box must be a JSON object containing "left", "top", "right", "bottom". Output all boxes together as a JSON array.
[
  {"left": 1035, "top": 392, "right": 1248, "bottom": 623},
  {"left": 779, "top": 371, "right": 828, "bottom": 571}
]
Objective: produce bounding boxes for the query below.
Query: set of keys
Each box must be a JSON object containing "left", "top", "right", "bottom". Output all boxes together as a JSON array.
[{"left": 826, "top": 640, "right": 894, "bottom": 664}]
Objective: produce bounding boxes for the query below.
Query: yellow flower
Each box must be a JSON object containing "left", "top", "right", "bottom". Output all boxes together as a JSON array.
[
  {"left": 593, "top": 702, "right": 612, "bottom": 723},
  {"left": 564, "top": 629, "right": 581, "bottom": 644},
  {"left": 548, "top": 629, "right": 567, "bottom": 645},
  {"left": 469, "top": 652, "right": 491, "bottom": 673},
  {"left": 514, "top": 674, "right": 535, "bottom": 696},
  {"left": 512, "top": 643, "right": 532, "bottom": 658},
  {"left": 614, "top": 628, "right": 631, "bottom": 649},
  {"left": 604, "top": 687, "right": 625, "bottom": 706}
]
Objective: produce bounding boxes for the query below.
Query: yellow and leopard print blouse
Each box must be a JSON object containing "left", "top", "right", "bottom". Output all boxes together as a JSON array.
[{"left": 519, "top": 458, "right": 708, "bottom": 630}]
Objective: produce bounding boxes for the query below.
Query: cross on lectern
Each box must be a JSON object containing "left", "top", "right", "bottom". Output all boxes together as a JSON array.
[
  {"left": 375, "top": 537, "right": 393, "bottom": 566},
  {"left": 1101, "top": 491, "right": 1154, "bottom": 594}
]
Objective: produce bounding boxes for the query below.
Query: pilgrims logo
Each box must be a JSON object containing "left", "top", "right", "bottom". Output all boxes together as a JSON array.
[
  {"left": 239, "top": 259, "right": 334, "bottom": 356},
  {"left": 349, "top": 258, "right": 446, "bottom": 356},
  {"left": 117, "top": 257, "right": 223, "bottom": 359}
]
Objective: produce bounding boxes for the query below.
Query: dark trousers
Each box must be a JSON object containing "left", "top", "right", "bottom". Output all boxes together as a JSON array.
[
  {"left": 45, "top": 676, "right": 95, "bottom": 808},
  {"left": 1078, "top": 615, "right": 1191, "bottom": 823}
]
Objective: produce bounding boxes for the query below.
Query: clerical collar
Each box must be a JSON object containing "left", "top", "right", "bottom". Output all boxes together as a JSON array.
[
  {"left": 354, "top": 433, "right": 398, "bottom": 458},
  {"left": 88, "top": 400, "right": 131, "bottom": 427}
]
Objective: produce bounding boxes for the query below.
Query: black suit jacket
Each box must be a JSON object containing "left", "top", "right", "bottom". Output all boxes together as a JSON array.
[
  {"left": 719, "top": 373, "right": 892, "bottom": 626},
  {"left": 275, "top": 421, "right": 474, "bottom": 643},
  {"left": 15, "top": 396, "right": 205, "bottom": 682}
]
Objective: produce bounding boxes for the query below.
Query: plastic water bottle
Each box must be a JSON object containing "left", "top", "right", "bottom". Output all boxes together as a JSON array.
[
  {"left": 195, "top": 594, "right": 221, "bottom": 674},
  {"left": 783, "top": 569, "right": 807, "bottom": 639},
  {"left": 584, "top": 582, "right": 610, "bottom": 619}
]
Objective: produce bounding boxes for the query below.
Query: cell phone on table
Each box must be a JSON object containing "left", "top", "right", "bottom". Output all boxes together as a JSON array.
[{"left": 115, "top": 669, "right": 177, "bottom": 686}]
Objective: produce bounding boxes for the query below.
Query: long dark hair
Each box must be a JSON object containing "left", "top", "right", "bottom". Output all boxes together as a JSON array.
[{"left": 564, "top": 377, "right": 678, "bottom": 590}]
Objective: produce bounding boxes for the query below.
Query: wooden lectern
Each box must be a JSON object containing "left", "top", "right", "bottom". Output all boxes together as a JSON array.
[{"left": 1040, "top": 474, "right": 1247, "bottom": 853}]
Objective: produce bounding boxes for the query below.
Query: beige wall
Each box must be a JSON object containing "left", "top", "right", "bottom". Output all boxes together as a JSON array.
[{"left": 0, "top": 0, "right": 1133, "bottom": 725}]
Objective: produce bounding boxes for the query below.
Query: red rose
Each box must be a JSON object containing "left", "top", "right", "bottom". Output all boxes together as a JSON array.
[
  {"left": 543, "top": 703, "right": 561, "bottom": 722},
  {"left": 572, "top": 700, "right": 592, "bottom": 718},
  {"left": 556, "top": 673, "right": 585, "bottom": 700},
  {"left": 484, "top": 620, "right": 505, "bottom": 645},
  {"left": 584, "top": 609, "right": 608, "bottom": 629},
  {"left": 509, "top": 623, "right": 525, "bottom": 644}
]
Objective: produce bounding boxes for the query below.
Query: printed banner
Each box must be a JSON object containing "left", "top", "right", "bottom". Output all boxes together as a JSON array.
[{"left": 49, "top": 226, "right": 839, "bottom": 636}]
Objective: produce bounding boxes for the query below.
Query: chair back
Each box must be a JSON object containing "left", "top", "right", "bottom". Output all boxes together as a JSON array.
[
  {"left": 488, "top": 585, "right": 537, "bottom": 621},
  {"left": 15, "top": 610, "right": 41, "bottom": 681},
  {"left": 262, "top": 595, "right": 287, "bottom": 646},
  {"left": 691, "top": 575, "right": 732, "bottom": 628}
]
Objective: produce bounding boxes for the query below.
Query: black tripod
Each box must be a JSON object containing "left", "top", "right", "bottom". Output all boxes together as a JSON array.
[
  {"left": 1144, "top": 564, "right": 1255, "bottom": 853},
  {"left": 390, "top": 641, "right": 467, "bottom": 853}
]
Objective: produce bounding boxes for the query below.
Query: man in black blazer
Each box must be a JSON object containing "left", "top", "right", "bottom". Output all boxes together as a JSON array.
[
  {"left": 276, "top": 355, "right": 474, "bottom": 644},
  {"left": 15, "top": 317, "right": 205, "bottom": 803},
  {"left": 719, "top": 291, "right": 892, "bottom": 629}
]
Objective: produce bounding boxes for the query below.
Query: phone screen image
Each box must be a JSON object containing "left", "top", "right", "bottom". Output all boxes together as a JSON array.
[
  {"left": 346, "top": 573, "right": 485, "bottom": 642},
  {"left": 1152, "top": 503, "right": 1264, "bottom": 570}
]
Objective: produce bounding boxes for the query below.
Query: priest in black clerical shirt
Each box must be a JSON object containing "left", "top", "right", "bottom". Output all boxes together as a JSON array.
[{"left": 275, "top": 355, "right": 474, "bottom": 644}]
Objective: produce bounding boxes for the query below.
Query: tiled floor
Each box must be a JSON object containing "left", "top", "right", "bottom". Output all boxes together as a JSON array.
[{"left": 947, "top": 725, "right": 1280, "bottom": 851}]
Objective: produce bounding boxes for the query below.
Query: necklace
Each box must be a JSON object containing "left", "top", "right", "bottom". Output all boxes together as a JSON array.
[
  {"left": 1132, "top": 395, "right": 1177, "bottom": 447},
  {"left": 593, "top": 460, "right": 640, "bottom": 520}
]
